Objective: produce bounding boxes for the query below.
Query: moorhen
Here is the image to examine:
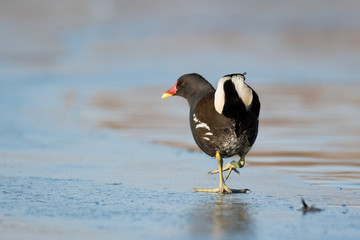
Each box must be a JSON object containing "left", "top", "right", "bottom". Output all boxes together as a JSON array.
[{"left": 162, "top": 73, "right": 260, "bottom": 193}]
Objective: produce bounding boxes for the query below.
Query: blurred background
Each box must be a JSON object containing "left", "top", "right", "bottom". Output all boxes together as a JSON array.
[
  {"left": 0, "top": 0, "right": 359, "bottom": 195},
  {"left": 1, "top": 0, "right": 359, "bottom": 188},
  {"left": 1, "top": 1, "right": 360, "bottom": 239},
  {"left": 1, "top": 0, "right": 359, "bottom": 85}
]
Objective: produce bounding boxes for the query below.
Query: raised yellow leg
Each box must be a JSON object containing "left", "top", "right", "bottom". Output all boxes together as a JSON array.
[{"left": 208, "top": 157, "right": 245, "bottom": 181}]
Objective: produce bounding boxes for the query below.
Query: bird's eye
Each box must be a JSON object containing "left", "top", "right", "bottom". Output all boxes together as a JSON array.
[{"left": 181, "top": 82, "right": 187, "bottom": 87}]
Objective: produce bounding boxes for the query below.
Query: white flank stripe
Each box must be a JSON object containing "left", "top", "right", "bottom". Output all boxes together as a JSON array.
[
  {"left": 193, "top": 114, "right": 200, "bottom": 123},
  {"left": 193, "top": 114, "right": 211, "bottom": 130},
  {"left": 196, "top": 123, "right": 210, "bottom": 130},
  {"left": 203, "top": 137, "right": 210, "bottom": 141},
  {"left": 204, "top": 132, "right": 213, "bottom": 136}
]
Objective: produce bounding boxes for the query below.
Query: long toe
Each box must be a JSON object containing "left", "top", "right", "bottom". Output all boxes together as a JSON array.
[
  {"left": 230, "top": 188, "right": 251, "bottom": 194},
  {"left": 193, "top": 187, "right": 221, "bottom": 193},
  {"left": 208, "top": 169, "right": 220, "bottom": 175},
  {"left": 208, "top": 163, "right": 233, "bottom": 175}
]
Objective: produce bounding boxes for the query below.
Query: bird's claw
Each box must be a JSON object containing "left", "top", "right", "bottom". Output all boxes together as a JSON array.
[
  {"left": 208, "top": 160, "right": 241, "bottom": 181},
  {"left": 208, "top": 160, "right": 239, "bottom": 174},
  {"left": 231, "top": 188, "right": 251, "bottom": 193}
]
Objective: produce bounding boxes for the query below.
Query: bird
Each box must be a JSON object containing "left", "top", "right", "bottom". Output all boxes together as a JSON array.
[{"left": 162, "top": 73, "right": 260, "bottom": 193}]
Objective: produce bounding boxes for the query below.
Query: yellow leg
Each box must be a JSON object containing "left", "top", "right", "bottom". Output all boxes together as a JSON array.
[
  {"left": 217, "top": 152, "right": 232, "bottom": 193},
  {"left": 209, "top": 157, "right": 245, "bottom": 181},
  {"left": 194, "top": 152, "right": 232, "bottom": 193}
]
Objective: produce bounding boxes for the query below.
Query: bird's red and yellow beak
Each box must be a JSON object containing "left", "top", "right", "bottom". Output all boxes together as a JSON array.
[{"left": 161, "top": 81, "right": 177, "bottom": 99}]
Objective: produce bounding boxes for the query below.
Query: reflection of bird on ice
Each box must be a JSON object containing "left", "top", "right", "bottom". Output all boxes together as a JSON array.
[
  {"left": 190, "top": 195, "right": 252, "bottom": 236},
  {"left": 162, "top": 73, "right": 260, "bottom": 193}
]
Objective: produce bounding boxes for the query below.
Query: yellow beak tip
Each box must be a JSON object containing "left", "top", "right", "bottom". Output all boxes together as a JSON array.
[{"left": 161, "top": 93, "right": 173, "bottom": 99}]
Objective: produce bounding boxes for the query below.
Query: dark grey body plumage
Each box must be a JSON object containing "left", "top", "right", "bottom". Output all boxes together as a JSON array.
[{"left": 175, "top": 73, "right": 260, "bottom": 159}]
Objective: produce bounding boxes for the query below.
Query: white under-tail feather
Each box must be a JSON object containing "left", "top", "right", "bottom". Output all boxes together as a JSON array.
[{"left": 214, "top": 74, "right": 253, "bottom": 114}]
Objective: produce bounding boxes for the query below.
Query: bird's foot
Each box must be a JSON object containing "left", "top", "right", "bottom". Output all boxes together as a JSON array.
[
  {"left": 208, "top": 160, "right": 240, "bottom": 174},
  {"left": 193, "top": 187, "right": 224, "bottom": 193},
  {"left": 193, "top": 186, "right": 250, "bottom": 194},
  {"left": 193, "top": 183, "right": 232, "bottom": 193},
  {"left": 208, "top": 158, "right": 245, "bottom": 181},
  {"left": 196, "top": 153, "right": 249, "bottom": 194}
]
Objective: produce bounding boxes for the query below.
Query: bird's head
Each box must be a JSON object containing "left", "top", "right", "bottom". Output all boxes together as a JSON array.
[{"left": 162, "top": 74, "right": 214, "bottom": 102}]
